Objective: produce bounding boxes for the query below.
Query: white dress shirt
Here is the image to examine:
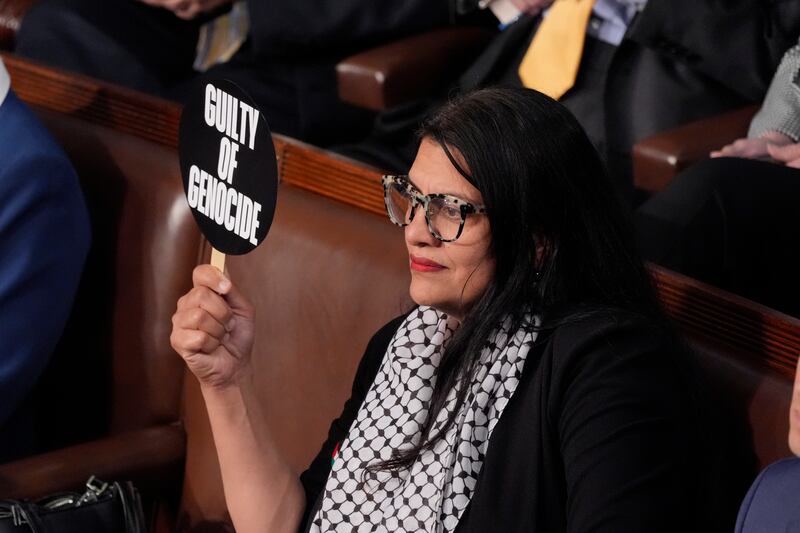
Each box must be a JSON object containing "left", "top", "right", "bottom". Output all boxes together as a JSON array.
[
  {"left": 489, "top": 0, "right": 648, "bottom": 44},
  {"left": 588, "top": 0, "right": 648, "bottom": 46}
]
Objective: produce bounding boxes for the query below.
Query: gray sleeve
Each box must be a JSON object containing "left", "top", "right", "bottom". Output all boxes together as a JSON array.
[{"left": 748, "top": 39, "right": 800, "bottom": 140}]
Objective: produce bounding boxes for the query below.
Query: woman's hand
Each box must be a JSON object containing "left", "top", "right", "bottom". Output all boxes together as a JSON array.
[
  {"left": 710, "top": 131, "right": 793, "bottom": 160},
  {"left": 171, "top": 265, "right": 255, "bottom": 389},
  {"left": 138, "top": 0, "right": 232, "bottom": 20}
]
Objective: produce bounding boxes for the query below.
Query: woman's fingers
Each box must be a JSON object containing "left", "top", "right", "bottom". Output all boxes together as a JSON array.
[
  {"left": 193, "top": 264, "right": 231, "bottom": 293},
  {"left": 171, "top": 326, "right": 223, "bottom": 358},
  {"left": 179, "top": 286, "right": 234, "bottom": 326},
  {"left": 219, "top": 276, "right": 255, "bottom": 317},
  {"left": 173, "top": 305, "right": 228, "bottom": 339},
  {"left": 171, "top": 265, "right": 255, "bottom": 389},
  {"left": 192, "top": 264, "right": 255, "bottom": 317}
]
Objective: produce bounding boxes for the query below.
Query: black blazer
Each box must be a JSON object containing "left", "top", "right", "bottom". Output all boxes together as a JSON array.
[{"left": 298, "top": 308, "right": 747, "bottom": 533}]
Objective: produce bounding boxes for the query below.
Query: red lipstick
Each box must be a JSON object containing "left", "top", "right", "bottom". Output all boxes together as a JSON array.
[{"left": 410, "top": 254, "right": 446, "bottom": 272}]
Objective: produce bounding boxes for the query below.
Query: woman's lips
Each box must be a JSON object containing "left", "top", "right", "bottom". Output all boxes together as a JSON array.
[{"left": 410, "top": 255, "right": 446, "bottom": 272}]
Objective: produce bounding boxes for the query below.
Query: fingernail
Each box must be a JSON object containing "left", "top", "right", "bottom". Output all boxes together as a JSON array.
[
  {"left": 223, "top": 332, "right": 231, "bottom": 343},
  {"left": 219, "top": 278, "right": 231, "bottom": 292},
  {"left": 225, "top": 320, "right": 233, "bottom": 332}
]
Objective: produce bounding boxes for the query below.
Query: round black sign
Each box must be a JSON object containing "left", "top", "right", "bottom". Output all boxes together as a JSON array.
[{"left": 179, "top": 79, "right": 278, "bottom": 255}]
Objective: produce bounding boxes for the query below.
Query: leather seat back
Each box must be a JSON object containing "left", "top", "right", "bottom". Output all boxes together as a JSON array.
[
  {"left": 32, "top": 108, "right": 201, "bottom": 447},
  {"left": 694, "top": 339, "right": 793, "bottom": 469}
]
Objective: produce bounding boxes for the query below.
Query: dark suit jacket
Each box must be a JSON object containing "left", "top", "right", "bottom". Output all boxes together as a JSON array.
[
  {"left": 736, "top": 457, "right": 800, "bottom": 533},
  {"left": 211, "top": 0, "right": 455, "bottom": 145},
  {"left": 246, "top": 0, "right": 452, "bottom": 61}
]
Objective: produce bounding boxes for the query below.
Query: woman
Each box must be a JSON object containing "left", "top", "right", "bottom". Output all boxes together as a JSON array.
[{"left": 171, "top": 87, "right": 708, "bottom": 532}]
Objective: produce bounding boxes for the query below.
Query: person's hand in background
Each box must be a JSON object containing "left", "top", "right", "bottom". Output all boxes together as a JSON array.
[
  {"left": 139, "top": 0, "right": 232, "bottom": 20},
  {"left": 509, "top": 0, "right": 555, "bottom": 16},
  {"left": 766, "top": 142, "right": 800, "bottom": 169},
  {"left": 710, "top": 131, "right": 793, "bottom": 160}
]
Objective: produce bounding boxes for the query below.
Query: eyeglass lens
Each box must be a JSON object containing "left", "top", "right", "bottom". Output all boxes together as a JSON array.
[{"left": 386, "top": 181, "right": 463, "bottom": 241}]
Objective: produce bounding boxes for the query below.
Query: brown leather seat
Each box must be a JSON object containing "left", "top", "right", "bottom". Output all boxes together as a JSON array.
[
  {"left": 696, "top": 341, "right": 792, "bottom": 467},
  {"left": 651, "top": 266, "right": 798, "bottom": 465},
  {"left": 0, "top": 68, "right": 200, "bottom": 526},
  {"left": 29, "top": 107, "right": 201, "bottom": 449}
]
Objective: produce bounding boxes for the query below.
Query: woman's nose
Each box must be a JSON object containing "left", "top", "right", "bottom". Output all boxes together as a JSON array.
[{"left": 405, "top": 206, "right": 439, "bottom": 248}]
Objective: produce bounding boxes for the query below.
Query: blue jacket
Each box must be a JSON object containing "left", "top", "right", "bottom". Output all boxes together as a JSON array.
[
  {"left": 736, "top": 456, "right": 800, "bottom": 532},
  {"left": 0, "top": 88, "right": 90, "bottom": 457}
]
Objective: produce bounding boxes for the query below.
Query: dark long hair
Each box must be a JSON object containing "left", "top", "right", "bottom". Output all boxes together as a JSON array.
[{"left": 375, "top": 86, "right": 664, "bottom": 473}]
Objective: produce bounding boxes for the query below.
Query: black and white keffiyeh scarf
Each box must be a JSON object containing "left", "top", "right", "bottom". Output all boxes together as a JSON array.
[{"left": 310, "top": 306, "right": 538, "bottom": 533}]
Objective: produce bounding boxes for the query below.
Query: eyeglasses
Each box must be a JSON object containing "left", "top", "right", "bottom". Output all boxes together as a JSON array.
[{"left": 381, "top": 175, "right": 487, "bottom": 242}]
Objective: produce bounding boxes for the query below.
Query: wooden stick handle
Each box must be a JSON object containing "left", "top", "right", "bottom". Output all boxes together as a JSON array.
[{"left": 211, "top": 247, "right": 226, "bottom": 272}]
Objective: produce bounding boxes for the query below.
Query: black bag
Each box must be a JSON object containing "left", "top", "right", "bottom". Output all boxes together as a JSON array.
[{"left": 0, "top": 476, "right": 146, "bottom": 533}]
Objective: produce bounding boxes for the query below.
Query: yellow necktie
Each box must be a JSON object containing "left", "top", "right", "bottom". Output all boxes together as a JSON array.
[
  {"left": 518, "top": 0, "right": 595, "bottom": 100},
  {"left": 194, "top": 2, "right": 250, "bottom": 72}
]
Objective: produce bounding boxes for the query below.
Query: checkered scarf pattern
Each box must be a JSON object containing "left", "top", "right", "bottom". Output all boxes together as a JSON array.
[{"left": 311, "top": 306, "right": 537, "bottom": 532}]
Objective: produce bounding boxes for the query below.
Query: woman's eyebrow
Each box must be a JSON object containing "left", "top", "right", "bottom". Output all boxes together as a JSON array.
[{"left": 407, "top": 175, "right": 478, "bottom": 202}]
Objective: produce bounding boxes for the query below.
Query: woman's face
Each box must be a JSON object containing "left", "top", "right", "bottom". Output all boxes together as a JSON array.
[
  {"left": 790, "top": 357, "right": 800, "bottom": 456},
  {"left": 404, "top": 139, "right": 495, "bottom": 321}
]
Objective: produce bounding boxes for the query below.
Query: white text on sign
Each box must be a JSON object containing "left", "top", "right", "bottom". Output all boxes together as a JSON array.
[{"left": 187, "top": 83, "right": 263, "bottom": 246}]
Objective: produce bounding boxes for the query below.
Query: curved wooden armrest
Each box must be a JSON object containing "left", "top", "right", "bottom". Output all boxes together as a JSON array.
[
  {"left": 336, "top": 27, "right": 494, "bottom": 111},
  {"left": 633, "top": 105, "right": 759, "bottom": 193},
  {"left": 0, "top": 0, "right": 37, "bottom": 50},
  {"left": 0, "top": 424, "right": 186, "bottom": 499}
]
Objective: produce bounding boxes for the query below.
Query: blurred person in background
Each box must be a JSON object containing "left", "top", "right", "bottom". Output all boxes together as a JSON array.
[
  {"left": 0, "top": 57, "right": 90, "bottom": 461},
  {"left": 343, "top": 0, "right": 800, "bottom": 203},
  {"left": 636, "top": 37, "right": 800, "bottom": 317},
  {"left": 14, "top": 0, "right": 460, "bottom": 146}
]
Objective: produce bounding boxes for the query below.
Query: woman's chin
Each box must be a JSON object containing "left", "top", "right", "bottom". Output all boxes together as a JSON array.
[{"left": 410, "top": 286, "right": 446, "bottom": 313}]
